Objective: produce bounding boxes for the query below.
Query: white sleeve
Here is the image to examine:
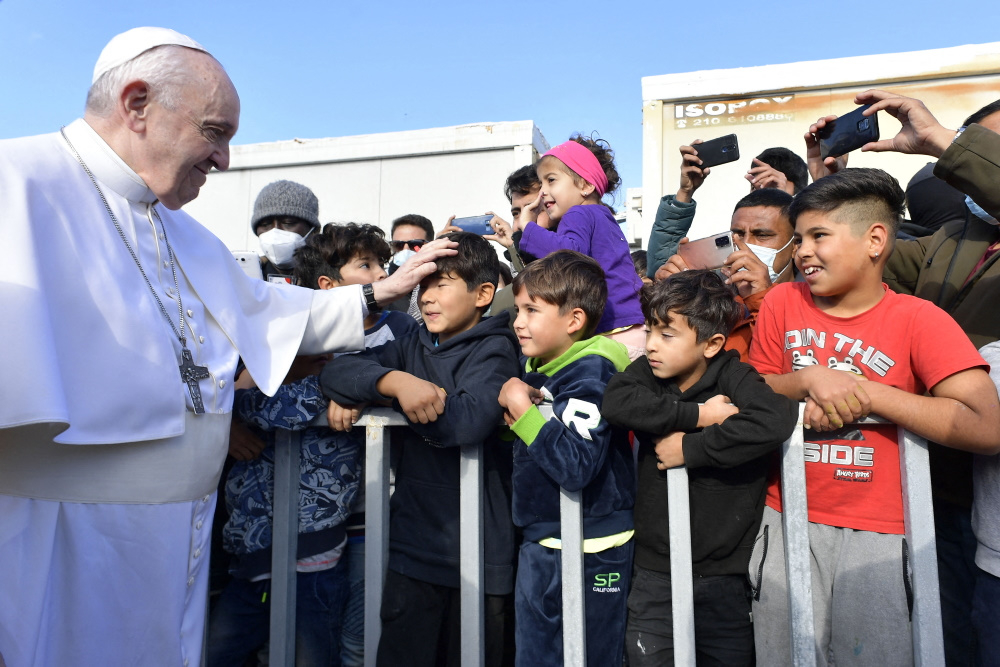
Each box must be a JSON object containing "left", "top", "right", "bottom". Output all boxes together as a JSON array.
[{"left": 298, "top": 284, "right": 367, "bottom": 355}]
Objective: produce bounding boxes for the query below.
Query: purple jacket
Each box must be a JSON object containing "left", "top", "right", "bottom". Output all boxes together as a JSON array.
[{"left": 520, "top": 204, "right": 643, "bottom": 333}]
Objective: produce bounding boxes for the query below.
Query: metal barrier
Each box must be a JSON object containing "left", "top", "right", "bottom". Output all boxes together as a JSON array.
[
  {"left": 268, "top": 406, "right": 588, "bottom": 667},
  {"left": 267, "top": 403, "right": 944, "bottom": 667},
  {"left": 665, "top": 403, "right": 945, "bottom": 667}
]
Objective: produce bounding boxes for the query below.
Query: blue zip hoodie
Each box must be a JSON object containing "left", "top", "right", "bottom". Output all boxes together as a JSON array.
[{"left": 510, "top": 336, "right": 635, "bottom": 543}]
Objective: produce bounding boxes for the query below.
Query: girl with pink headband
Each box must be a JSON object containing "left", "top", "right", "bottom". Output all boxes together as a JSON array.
[{"left": 516, "top": 135, "right": 645, "bottom": 358}]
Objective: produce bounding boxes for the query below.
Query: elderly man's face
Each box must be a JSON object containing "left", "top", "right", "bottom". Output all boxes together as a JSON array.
[{"left": 139, "top": 52, "right": 240, "bottom": 209}]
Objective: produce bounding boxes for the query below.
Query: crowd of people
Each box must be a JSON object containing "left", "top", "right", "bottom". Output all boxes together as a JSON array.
[{"left": 2, "top": 24, "right": 1000, "bottom": 667}]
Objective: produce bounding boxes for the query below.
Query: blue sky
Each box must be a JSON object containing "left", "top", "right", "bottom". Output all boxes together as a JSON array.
[{"left": 2, "top": 0, "right": 998, "bottom": 208}]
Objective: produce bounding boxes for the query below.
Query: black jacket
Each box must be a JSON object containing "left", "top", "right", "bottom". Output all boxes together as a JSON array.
[
  {"left": 601, "top": 349, "right": 797, "bottom": 576},
  {"left": 320, "top": 313, "right": 520, "bottom": 594}
]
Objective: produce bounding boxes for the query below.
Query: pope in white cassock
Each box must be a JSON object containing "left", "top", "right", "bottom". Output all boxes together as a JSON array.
[{"left": 0, "top": 27, "right": 454, "bottom": 667}]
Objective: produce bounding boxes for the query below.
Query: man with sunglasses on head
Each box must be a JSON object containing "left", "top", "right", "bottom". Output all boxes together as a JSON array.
[{"left": 386, "top": 214, "right": 435, "bottom": 316}]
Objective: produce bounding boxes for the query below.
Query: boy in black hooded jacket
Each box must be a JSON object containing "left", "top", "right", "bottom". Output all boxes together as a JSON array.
[
  {"left": 601, "top": 270, "right": 797, "bottom": 666},
  {"left": 321, "top": 232, "right": 519, "bottom": 667}
]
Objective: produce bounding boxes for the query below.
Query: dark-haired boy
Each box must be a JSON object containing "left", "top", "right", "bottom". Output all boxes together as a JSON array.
[
  {"left": 497, "top": 250, "right": 635, "bottom": 667},
  {"left": 208, "top": 223, "right": 417, "bottom": 667},
  {"left": 748, "top": 167, "right": 1000, "bottom": 664},
  {"left": 320, "top": 232, "right": 520, "bottom": 667},
  {"left": 601, "top": 270, "right": 798, "bottom": 666}
]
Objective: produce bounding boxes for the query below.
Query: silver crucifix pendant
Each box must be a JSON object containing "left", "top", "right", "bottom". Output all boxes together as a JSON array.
[{"left": 179, "top": 348, "right": 210, "bottom": 414}]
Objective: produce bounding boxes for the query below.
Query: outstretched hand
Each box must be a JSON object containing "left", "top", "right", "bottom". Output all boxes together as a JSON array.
[
  {"left": 854, "top": 89, "right": 956, "bottom": 158},
  {"left": 746, "top": 158, "right": 789, "bottom": 192}
]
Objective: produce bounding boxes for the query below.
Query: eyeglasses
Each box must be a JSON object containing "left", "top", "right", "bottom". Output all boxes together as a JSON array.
[{"left": 390, "top": 239, "right": 426, "bottom": 251}]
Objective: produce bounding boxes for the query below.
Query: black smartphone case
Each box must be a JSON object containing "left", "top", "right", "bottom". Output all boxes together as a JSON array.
[
  {"left": 694, "top": 134, "right": 740, "bottom": 169},
  {"left": 818, "top": 105, "right": 880, "bottom": 159}
]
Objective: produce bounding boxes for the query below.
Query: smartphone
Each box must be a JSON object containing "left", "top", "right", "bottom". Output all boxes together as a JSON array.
[
  {"left": 818, "top": 105, "right": 880, "bottom": 160},
  {"left": 233, "top": 251, "right": 263, "bottom": 281},
  {"left": 694, "top": 134, "right": 740, "bottom": 169},
  {"left": 678, "top": 231, "right": 736, "bottom": 271},
  {"left": 452, "top": 214, "right": 494, "bottom": 235}
]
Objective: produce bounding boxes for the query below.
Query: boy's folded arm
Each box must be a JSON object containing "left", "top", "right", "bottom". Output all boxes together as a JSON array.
[
  {"left": 864, "top": 368, "right": 1000, "bottom": 454},
  {"left": 762, "top": 365, "right": 871, "bottom": 429},
  {"left": 235, "top": 376, "right": 328, "bottom": 431},
  {"left": 407, "top": 344, "right": 521, "bottom": 448},
  {"left": 515, "top": 377, "right": 614, "bottom": 492},
  {"left": 601, "top": 365, "right": 700, "bottom": 433},
  {"left": 682, "top": 371, "right": 799, "bottom": 469},
  {"left": 319, "top": 343, "right": 406, "bottom": 405}
]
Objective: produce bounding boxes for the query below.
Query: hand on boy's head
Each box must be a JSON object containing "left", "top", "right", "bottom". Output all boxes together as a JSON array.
[
  {"left": 497, "top": 377, "right": 543, "bottom": 423},
  {"left": 372, "top": 237, "right": 458, "bottom": 305},
  {"left": 515, "top": 192, "right": 543, "bottom": 231},
  {"left": 745, "top": 159, "right": 789, "bottom": 193},
  {"left": 228, "top": 420, "right": 267, "bottom": 461},
  {"left": 798, "top": 365, "right": 870, "bottom": 430},
  {"left": 696, "top": 394, "right": 739, "bottom": 428},
  {"left": 853, "top": 89, "right": 956, "bottom": 158},
  {"left": 677, "top": 142, "right": 709, "bottom": 201},
  {"left": 723, "top": 247, "right": 772, "bottom": 298},
  {"left": 653, "top": 431, "right": 685, "bottom": 470},
  {"left": 804, "top": 115, "right": 849, "bottom": 182},
  {"left": 327, "top": 399, "right": 367, "bottom": 432},
  {"left": 654, "top": 242, "right": 690, "bottom": 282}
]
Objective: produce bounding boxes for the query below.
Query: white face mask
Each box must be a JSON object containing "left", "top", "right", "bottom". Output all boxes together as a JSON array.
[
  {"left": 743, "top": 235, "right": 794, "bottom": 284},
  {"left": 392, "top": 248, "right": 416, "bottom": 266},
  {"left": 259, "top": 228, "right": 310, "bottom": 268},
  {"left": 966, "top": 196, "right": 1000, "bottom": 226}
]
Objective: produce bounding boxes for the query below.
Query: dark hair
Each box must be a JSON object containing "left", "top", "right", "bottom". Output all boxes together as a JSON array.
[
  {"left": 294, "top": 222, "right": 390, "bottom": 289},
  {"left": 504, "top": 165, "right": 541, "bottom": 202},
  {"left": 641, "top": 270, "right": 742, "bottom": 342},
  {"left": 498, "top": 262, "right": 513, "bottom": 287},
  {"left": 788, "top": 168, "right": 904, "bottom": 241},
  {"left": 390, "top": 214, "right": 434, "bottom": 241},
  {"left": 544, "top": 133, "right": 622, "bottom": 199},
  {"left": 630, "top": 249, "right": 648, "bottom": 277},
  {"left": 431, "top": 231, "right": 500, "bottom": 293},
  {"left": 963, "top": 100, "right": 1000, "bottom": 128},
  {"left": 512, "top": 250, "right": 607, "bottom": 337},
  {"left": 754, "top": 147, "right": 808, "bottom": 194},
  {"left": 733, "top": 188, "right": 794, "bottom": 218}
]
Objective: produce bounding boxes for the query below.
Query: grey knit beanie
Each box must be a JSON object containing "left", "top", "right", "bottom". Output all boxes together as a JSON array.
[{"left": 251, "top": 180, "right": 320, "bottom": 233}]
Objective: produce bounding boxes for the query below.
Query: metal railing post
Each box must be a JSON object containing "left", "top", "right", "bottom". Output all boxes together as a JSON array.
[
  {"left": 269, "top": 429, "right": 300, "bottom": 666},
  {"left": 666, "top": 465, "right": 696, "bottom": 667},
  {"left": 359, "top": 408, "right": 400, "bottom": 667},
  {"left": 897, "top": 427, "right": 945, "bottom": 665},
  {"left": 560, "top": 487, "right": 587, "bottom": 667},
  {"left": 781, "top": 403, "right": 817, "bottom": 667},
  {"left": 460, "top": 443, "right": 486, "bottom": 667}
]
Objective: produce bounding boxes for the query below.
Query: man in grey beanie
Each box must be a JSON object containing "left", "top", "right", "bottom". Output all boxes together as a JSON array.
[{"left": 252, "top": 179, "right": 321, "bottom": 283}]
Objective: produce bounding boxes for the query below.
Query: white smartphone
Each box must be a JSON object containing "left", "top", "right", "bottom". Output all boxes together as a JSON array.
[{"left": 233, "top": 251, "right": 264, "bottom": 281}]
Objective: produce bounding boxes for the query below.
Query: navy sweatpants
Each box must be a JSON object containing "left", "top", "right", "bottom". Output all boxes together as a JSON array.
[{"left": 514, "top": 539, "right": 632, "bottom": 667}]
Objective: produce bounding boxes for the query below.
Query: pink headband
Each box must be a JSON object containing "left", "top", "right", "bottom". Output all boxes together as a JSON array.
[{"left": 543, "top": 141, "right": 609, "bottom": 197}]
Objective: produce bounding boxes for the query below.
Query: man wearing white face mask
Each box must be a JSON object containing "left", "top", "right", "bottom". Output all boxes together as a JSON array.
[
  {"left": 656, "top": 189, "right": 795, "bottom": 360},
  {"left": 252, "top": 179, "right": 320, "bottom": 283}
]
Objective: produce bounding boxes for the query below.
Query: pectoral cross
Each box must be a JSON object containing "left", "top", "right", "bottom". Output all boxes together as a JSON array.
[{"left": 179, "top": 348, "right": 210, "bottom": 414}]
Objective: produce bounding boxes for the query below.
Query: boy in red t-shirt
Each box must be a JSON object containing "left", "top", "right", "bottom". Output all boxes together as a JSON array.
[{"left": 748, "top": 168, "right": 1000, "bottom": 665}]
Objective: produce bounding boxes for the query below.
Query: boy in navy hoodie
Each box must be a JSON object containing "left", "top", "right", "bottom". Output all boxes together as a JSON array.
[
  {"left": 497, "top": 250, "right": 635, "bottom": 667},
  {"left": 320, "top": 232, "right": 519, "bottom": 667}
]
